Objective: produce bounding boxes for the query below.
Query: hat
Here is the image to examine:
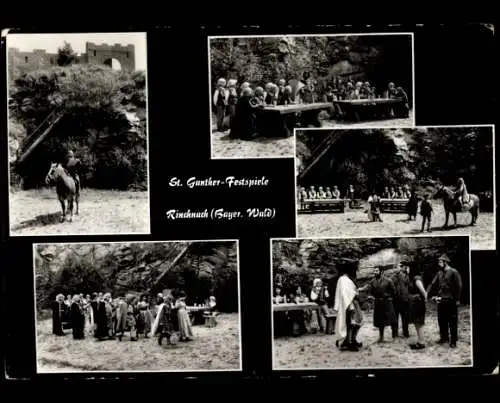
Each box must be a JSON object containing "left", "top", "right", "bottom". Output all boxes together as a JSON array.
[
  {"left": 438, "top": 254, "right": 451, "bottom": 263},
  {"left": 399, "top": 256, "right": 411, "bottom": 266}
]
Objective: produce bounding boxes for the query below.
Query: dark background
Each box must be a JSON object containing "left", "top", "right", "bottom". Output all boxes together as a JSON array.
[{"left": 0, "top": 24, "right": 498, "bottom": 383}]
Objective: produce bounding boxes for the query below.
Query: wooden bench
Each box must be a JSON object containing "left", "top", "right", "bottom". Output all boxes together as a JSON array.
[
  {"left": 325, "top": 313, "right": 337, "bottom": 335},
  {"left": 379, "top": 198, "right": 409, "bottom": 213},
  {"left": 299, "top": 198, "right": 345, "bottom": 213},
  {"left": 203, "top": 312, "right": 219, "bottom": 328},
  {"left": 258, "top": 102, "right": 332, "bottom": 137}
]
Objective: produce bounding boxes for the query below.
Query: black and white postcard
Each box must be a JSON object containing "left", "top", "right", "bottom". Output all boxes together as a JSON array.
[
  {"left": 271, "top": 236, "right": 473, "bottom": 370},
  {"left": 208, "top": 33, "right": 414, "bottom": 159},
  {"left": 7, "top": 32, "right": 150, "bottom": 236},
  {"left": 295, "top": 126, "right": 496, "bottom": 250},
  {"left": 1, "top": 24, "right": 497, "bottom": 384}
]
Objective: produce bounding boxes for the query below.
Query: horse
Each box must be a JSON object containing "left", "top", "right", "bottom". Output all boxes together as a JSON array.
[
  {"left": 45, "top": 162, "right": 80, "bottom": 222},
  {"left": 432, "top": 185, "right": 480, "bottom": 228}
]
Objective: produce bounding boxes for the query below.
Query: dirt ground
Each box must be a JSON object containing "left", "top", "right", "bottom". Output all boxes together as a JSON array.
[
  {"left": 211, "top": 110, "right": 414, "bottom": 159},
  {"left": 274, "top": 305, "right": 472, "bottom": 370},
  {"left": 324, "top": 109, "right": 414, "bottom": 128},
  {"left": 9, "top": 188, "right": 150, "bottom": 236},
  {"left": 211, "top": 129, "right": 295, "bottom": 159},
  {"left": 36, "top": 313, "right": 241, "bottom": 372},
  {"left": 297, "top": 200, "right": 495, "bottom": 251}
]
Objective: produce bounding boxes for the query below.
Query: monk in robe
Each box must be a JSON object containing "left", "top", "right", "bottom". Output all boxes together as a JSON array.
[
  {"left": 325, "top": 187, "right": 333, "bottom": 199},
  {"left": 331, "top": 185, "right": 341, "bottom": 199},
  {"left": 229, "top": 87, "right": 263, "bottom": 140},
  {"left": 70, "top": 295, "right": 85, "bottom": 340},
  {"left": 334, "top": 259, "right": 363, "bottom": 351},
  {"left": 52, "top": 294, "right": 66, "bottom": 336},
  {"left": 359, "top": 265, "right": 397, "bottom": 342},
  {"left": 226, "top": 79, "right": 239, "bottom": 129}
]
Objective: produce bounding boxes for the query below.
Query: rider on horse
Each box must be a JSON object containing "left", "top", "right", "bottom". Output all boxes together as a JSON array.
[
  {"left": 63, "top": 150, "right": 81, "bottom": 192},
  {"left": 454, "top": 177, "right": 469, "bottom": 209}
]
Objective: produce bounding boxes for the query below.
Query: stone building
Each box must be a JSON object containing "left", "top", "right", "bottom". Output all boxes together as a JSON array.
[{"left": 8, "top": 41, "right": 136, "bottom": 78}]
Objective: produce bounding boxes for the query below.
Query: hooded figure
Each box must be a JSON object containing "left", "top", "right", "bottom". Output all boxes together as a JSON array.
[
  {"left": 52, "top": 294, "right": 66, "bottom": 336},
  {"left": 454, "top": 177, "right": 469, "bottom": 207}
]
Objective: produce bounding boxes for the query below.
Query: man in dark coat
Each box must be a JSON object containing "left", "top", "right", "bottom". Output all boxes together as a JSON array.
[
  {"left": 359, "top": 265, "right": 397, "bottom": 342},
  {"left": 427, "top": 254, "right": 463, "bottom": 348},
  {"left": 392, "top": 258, "right": 412, "bottom": 338}
]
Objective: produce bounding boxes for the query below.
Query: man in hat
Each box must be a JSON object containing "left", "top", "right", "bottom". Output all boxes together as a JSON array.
[
  {"left": 62, "top": 149, "right": 81, "bottom": 193},
  {"left": 359, "top": 265, "right": 397, "bottom": 342},
  {"left": 426, "top": 254, "right": 463, "bottom": 348},
  {"left": 391, "top": 257, "right": 412, "bottom": 338}
]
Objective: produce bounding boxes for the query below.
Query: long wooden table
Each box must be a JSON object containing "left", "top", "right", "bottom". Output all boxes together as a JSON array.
[
  {"left": 273, "top": 302, "right": 320, "bottom": 312},
  {"left": 379, "top": 198, "right": 409, "bottom": 213},
  {"left": 258, "top": 102, "right": 332, "bottom": 137},
  {"left": 334, "top": 98, "right": 406, "bottom": 122}
]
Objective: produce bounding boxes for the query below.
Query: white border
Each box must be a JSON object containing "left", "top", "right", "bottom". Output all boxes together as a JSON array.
[
  {"left": 293, "top": 124, "right": 497, "bottom": 251},
  {"left": 207, "top": 32, "right": 416, "bottom": 160},
  {"left": 6, "top": 32, "right": 152, "bottom": 237},
  {"left": 32, "top": 239, "right": 243, "bottom": 374},
  {"left": 270, "top": 234, "right": 474, "bottom": 371}
]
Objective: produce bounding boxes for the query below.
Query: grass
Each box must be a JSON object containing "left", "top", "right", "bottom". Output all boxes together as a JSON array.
[
  {"left": 36, "top": 313, "right": 241, "bottom": 373},
  {"left": 297, "top": 200, "right": 495, "bottom": 250},
  {"left": 9, "top": 188, "right": 150, "bottom": 236},
  {"left": 273, "top": 305, "right": 472, "bottom": 370}
]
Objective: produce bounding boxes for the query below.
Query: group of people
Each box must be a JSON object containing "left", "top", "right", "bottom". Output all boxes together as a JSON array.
[
  {"left": 334, "top": 254, "right": 463, "bottom": 351},
  {"left": 213, "top": 72, "right": 410, "bottom": 139},
  {"left": 273, "top": 278, "right": 332, "bottom": 337},
  {"left": 274, "top": 254, "right": 464, "bottom": 353},
  {"left": 299, "top": 178, "right": 470, "bottom": 233},
  {"left": 51, "top": 291, "right": 217, "bottom": 345},
  {"left": 299, "top": 184, "right": 413, "bottom": 203}
]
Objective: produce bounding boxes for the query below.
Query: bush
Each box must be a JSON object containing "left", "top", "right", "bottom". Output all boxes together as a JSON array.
[{"left": 10, "top": 64, "right": 147, "bottom": 190}]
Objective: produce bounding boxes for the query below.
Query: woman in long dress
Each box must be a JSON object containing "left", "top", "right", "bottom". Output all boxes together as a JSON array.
[
  {"left": 175, "top": 293, "right": 193, "bottom": 342},
  {"left": 408, "top": 263, "right": 428, "bottom": 349}
]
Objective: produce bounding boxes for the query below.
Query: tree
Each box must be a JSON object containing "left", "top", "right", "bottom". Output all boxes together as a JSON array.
[{"left": 57, "top": 42, "right": 77, "bottom": 66}]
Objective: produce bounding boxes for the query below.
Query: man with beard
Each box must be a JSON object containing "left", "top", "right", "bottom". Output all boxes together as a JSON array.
[
  {"left": 392, "top": 258, "right": 412, "bottom": 338},
  {"left": 426, "top": 254, "right": 463, "bottom": 348},
  {"left": 359, "top": 265, "right": 397, "bottom": 343}
]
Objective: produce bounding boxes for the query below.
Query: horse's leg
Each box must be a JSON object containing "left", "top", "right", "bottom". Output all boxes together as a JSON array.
[
  {"left": 59, "top": 198, "right": 66, "bottom": 222},
  {"left": 471, "top": 207, "right": 477, "bottom": 226},
  {"left": 443, "top": 210, "right": 449, "bottom": 228},
  {"left": 75, "top": 193, "right": 79, "bottom": 215},
  {"left": 453, "top": 212, "right": 457, "bottom": 227},
  {"left": 68, "top": 198, "right": 74, "bottom": 222}
]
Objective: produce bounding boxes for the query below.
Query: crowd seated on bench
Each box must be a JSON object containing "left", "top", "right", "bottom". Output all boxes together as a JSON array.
[{"left": 273, "top": 278, "right": 336, "bottom": 337}]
